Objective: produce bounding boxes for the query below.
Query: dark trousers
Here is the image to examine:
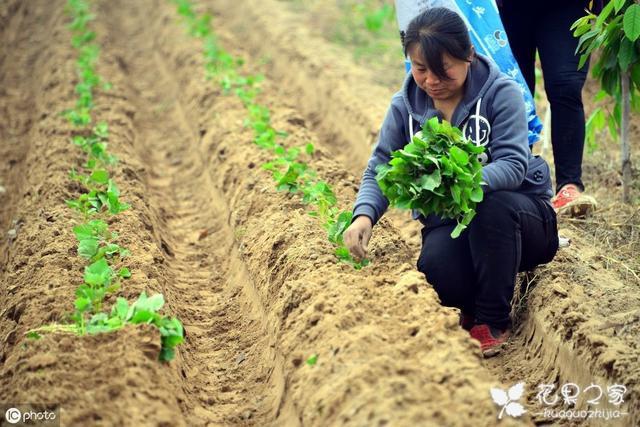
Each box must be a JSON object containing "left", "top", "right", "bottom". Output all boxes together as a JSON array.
[
  {"left": 417, "top": 191, "right": 559, "bottom": 329},
  {"left": 499, "top": 0, "right": 589, "bottom": 193}
]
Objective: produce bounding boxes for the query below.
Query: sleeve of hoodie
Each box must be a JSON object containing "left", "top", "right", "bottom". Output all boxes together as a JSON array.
[
  {"left": 483, "top": 78, "right": 529, "bottom": 192},
  {"left": 352, "top": 94, "right": 408, "bottom": 226}
]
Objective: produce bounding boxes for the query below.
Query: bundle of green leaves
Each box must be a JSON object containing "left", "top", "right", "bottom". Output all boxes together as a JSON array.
[{"left": 376, "top": 117, "right": 485, "bottom": 238}]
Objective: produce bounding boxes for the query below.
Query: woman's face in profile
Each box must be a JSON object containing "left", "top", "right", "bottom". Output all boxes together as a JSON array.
[{"left": 408, "top": 44, "right": 471, "bottom": 102}]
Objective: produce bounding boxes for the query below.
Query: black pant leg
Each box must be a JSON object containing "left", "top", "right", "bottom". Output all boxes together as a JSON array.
[
  {"left": 498, "top": 1, "right": 537, "bottom": 93},
  {"left": 417, "top": 225, "right": 476, "bottom": 315},
  {"left": 468, "top": 191, "right": 559, "bottom": 329},
  {"left": 536, "top": 0, "right": 589, "bottom": 192}
]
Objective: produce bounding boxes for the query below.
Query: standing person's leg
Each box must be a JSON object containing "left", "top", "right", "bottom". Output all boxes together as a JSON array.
[
  {"left": 498, "top": 1, "right": 537, "bottom": 93},
  {"left": 417, "top": 224, "right": 476, "bottom": 323},
  {"left": 537, "top": 0, "right": 596, "bottom": 215},
  {"left": 467, "top": 191, "right": 558, "bottom": 355}
]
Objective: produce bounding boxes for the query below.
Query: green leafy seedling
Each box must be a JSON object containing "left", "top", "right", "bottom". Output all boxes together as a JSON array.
[{"left": 376, "top": 117, "right": 485, "bottom": 238}]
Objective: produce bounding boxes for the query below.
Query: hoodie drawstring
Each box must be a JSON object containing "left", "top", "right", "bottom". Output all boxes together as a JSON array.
[
  {"left": 409, "top": 97, "right": 483, "bottom": 144},
  {"left": 475, "top": 97, "right": 482, "bottom": 145},
  {"left": 409, "top": 115, "right": 414, "bottom": 141}
]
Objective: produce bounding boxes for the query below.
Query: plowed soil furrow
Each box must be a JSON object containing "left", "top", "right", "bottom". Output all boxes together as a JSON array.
[
  {"left": 97, "top": 1, "right": 294, "bottom": 424},
  {"left": 0, "top": 0, "right": 40, "bottom": 267}
]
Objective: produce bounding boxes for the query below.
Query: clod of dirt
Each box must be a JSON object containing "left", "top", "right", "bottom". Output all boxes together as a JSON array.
[
  {"left": 26, "top": 353, "right": 57, "bottom": 371},
  {"left": 198, "top": 228, "right": 209, "bottom": 240},
  {"left": 8, "top": 302, "right": 26, "bottom": 322},
  {"left": 286, "top": 116, "right": 306, "bottom": 127},
  {"left": 241, "top": 409, "right": 253, "bottom": 420}
]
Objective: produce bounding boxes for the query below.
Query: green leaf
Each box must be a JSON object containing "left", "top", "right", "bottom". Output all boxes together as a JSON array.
[
  {"left": 608, "top": 108, "right": 620, "bottom": 140},
  {"left": 578, "top": 53, "right": 590, "bottom": 70},
  {"left": 94, "top": 122, "right": 109, "bottom": 138},
  {"left": 84, "top": 258, "right": 112, "bottom": 287},
  {"left": 618, "top": 37, "right": 636, "bottom": 70},
  {"left": 451, "top": 185, "right": 461, "bottom": 204},
  {"left": 353, "top": 258, "right": 370, "bottom": 270},
  {"left": 158, "top": 317, "right": 183, "bottom": 336},
  {"left": 129, "top": 310, "right": 157, "bottom": 324},
  {"left": 87, "top": 313, "right": 120, "bottom": 334},
  {"left": 572, "top": 21, "right": 593, "bottom": 38},
  {"left": 112, "top": 297, "right": 129, "bottom": 321},
  {"left": 334, "top": 246, "right": 352, "bottom": 261},
  {"left": 587, "top": 107, "right": 606, "bottom": 130},
  {"left": 73, "top": 223, "right": 94, "bottom": 241},
  {"left": 595, "top": 89, "right": 609, "bottom": 102},
  {"left": 26, "top": 331, "right": 41, "bottom": 340},
  {"left": 105, "top": 282, "right": 121, "bottom": 294},
  {"left": 285, "top": 147, "right": 300, "bottom": 161},
  {"left": 162, "top": 334, "right": 184, "bottom": 348},
  {"left": 78, "top": 238, "right": 99, "bottom": 259},
  {"left": 102, "top": 243, "right": 119, "bottom": 255},
  {"left": 119, "top": 267, "right": 131, "bottom": 278},
  {"left": 624, "top": 4, "right": 640, "bottom": 41},
  {"left": 470, "top": 186, "right": 484, "bottom": 203},
  {"left": 597, "top": 1, "right": 615, "bottom": 29},
  {"left": 133, "top": 292, "right": 165, "bottom": 313},
  {"left": 327, "top": 211, "right": 353, "bottom": 244},
  {"left": 75, "top": 296, "right": 91, "bottom": 312},
  {"left": 449, "top": 146, "right": 469, "bottom": 165},
  {"left": 418, "top": 171, "right": 441, "bottom": 191},
  {"left": 107, "top": 179, "right": 120, "bottom": 197},
  {"left": 90, "top": 170, "right": 109, "bottom": 185},
  {"left": 305, "top": 143, "right": 314, "bottom": 155},
  {"left": 576, "top": 28, "right": 600, "bottom": 56},
  {"left": 614, "top": 0, "right": 626, "bottom": 13},
  {"left": 159, "top": 347, "right": 176, "bottom": 362},
  {"left": 306, "top": 354, "right": 318, "bottom": 366}
]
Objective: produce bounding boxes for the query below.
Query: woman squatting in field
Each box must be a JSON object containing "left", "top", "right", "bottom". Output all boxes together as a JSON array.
[{"left": 344, "top": 8, "right": 559, "bottom": 357}]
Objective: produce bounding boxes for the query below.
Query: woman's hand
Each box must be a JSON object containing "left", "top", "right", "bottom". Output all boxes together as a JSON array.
[{"left": 343, "top": 215, "right": 373, "bottom": 262}]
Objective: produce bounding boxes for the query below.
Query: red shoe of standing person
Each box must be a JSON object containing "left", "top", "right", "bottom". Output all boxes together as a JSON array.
[
  {"left": 552, "top": 184, "right": 597, "bottom": 217},
  {"left": 469, "top": 324, "right": 511, "bottom": 357}
]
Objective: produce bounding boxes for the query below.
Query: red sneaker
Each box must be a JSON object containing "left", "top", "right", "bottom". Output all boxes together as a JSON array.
[
  {"left": 469, "top": 324, "right": 511, "bottom": 357},
  {"left": 552, "top": 184, "right": 597, "bottom": 217}
]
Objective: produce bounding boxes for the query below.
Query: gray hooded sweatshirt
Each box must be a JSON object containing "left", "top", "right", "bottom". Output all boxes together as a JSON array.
[{"left": 353, "top": 53, "right": 553, "bottom": 227}]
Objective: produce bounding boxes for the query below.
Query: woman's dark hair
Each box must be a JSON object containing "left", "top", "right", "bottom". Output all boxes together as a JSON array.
[{"left": 403, "top": 7, "right": 473, "bottom": 80}]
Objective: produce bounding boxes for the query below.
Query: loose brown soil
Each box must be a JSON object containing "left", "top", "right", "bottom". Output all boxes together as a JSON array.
[{"left": 0, "top": 0, "right": 638, "bottom": 426}]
